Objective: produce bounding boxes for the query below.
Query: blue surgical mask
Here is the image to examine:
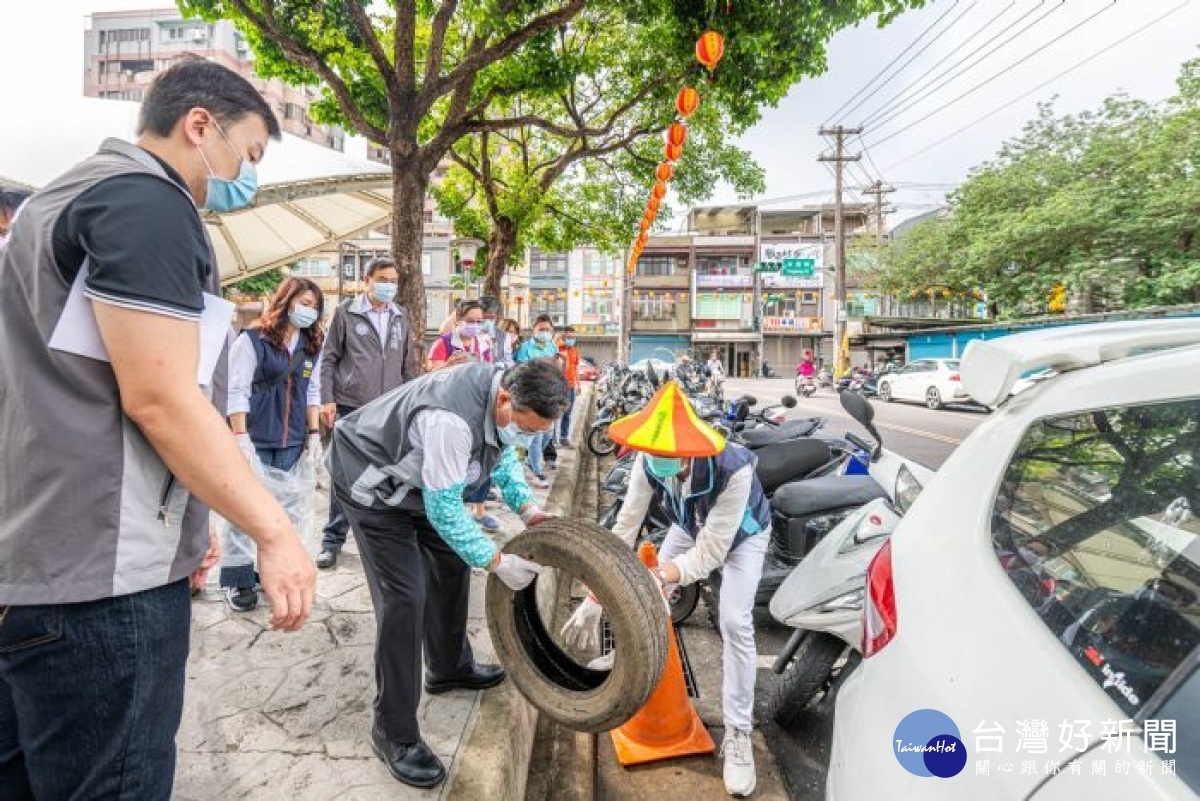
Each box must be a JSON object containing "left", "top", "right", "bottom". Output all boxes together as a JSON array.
[
  {"left": 198, "top": 121, "right": 258, "bottom": 212},
  {"left": 289, "top": 305, "right": 319, "bottom": 329},
  {"left": 483, "top": 320, "right": 496, "bottom": 337},
  {"left": 645, "top": 455, "right": 684, "bottom": 479},
  {"left": 535, "top": 330, "right": 553, "bottom": 344},
  {"left": 461, "top": 322, "right": 483, "bottom": 338},
  {"left": 498, "top": 422, "right": 538, "bottom": 449},
  {"left": 372, "top": 282, "right": 397, "bottom": 303},
  {"left": 565, "top": 338, "right": 576, "bottom": 347}
]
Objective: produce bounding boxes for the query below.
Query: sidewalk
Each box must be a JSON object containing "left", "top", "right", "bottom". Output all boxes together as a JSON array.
[{"left": 173, "top": 453, "right": 557, "bottom": 799}]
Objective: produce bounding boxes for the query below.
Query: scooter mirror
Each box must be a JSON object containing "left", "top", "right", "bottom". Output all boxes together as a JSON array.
[
  {"left": 780, "top": 395, "right": 798, "bottom": 409},
  {"left": 839, "top": 389, "right": 874, "bottom": 425}
]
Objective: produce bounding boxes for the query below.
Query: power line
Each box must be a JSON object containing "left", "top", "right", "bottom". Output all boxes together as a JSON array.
[
  {"left": 834, "top": 0, "right": 979, "bottom": 126},
  {"left": 865, "top": 1, "right": 1118, "bottom": 151},
  {"left": 865, "top": 0, "right": 1068, "bottom": 134},
  {"left": 822, "top": 0, "right": 963, "bottom": 126},
  {"left": 883, "top": 1, "right": 1190, "bottom": 173},
  {"left": 855, "top": 0, "right": 1019, "bottom": 127}
]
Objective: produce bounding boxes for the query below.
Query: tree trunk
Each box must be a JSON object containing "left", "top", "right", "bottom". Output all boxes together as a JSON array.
[
  {"left": 483, "top": 216, "right": 518, "bottom": 302},
  {"left": 390, "top": 153, "right": 430, "bottom": 348}
]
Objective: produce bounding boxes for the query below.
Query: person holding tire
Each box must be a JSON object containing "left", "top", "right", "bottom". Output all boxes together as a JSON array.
[
  {"left": 315, "top": 256, "right": 420, "bottom": 571},
  {"left": 562, "top": 380, "right": 769, "bottom": 798},
  {"left": 325, "top": 359, "right": 568, "bottom": 789}
]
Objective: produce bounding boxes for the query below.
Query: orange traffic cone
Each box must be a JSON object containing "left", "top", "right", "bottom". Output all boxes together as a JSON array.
[{"left": 610, "top": 543, "right": 716, "bottom": 766}]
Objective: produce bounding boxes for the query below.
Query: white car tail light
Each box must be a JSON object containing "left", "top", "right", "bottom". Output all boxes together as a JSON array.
[{"left": 862, "top": 539, "right": 897, "bottom": 657}]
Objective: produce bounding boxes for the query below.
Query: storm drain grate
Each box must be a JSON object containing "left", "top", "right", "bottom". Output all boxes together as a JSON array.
[{"left": 601, "top": 617, "right": 698, "bottom": 698}]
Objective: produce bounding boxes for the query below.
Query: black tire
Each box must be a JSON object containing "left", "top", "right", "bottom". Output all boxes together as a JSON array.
[
  {"left": 587, "top": 422, "right": 617, "bottom": 456},
  {"left": 925, "top": 386, "right": 943, "bottom": 410},
  {"left": 486, "top": 519, "right": 669, "bottom": 733},
  {"left": 668, "top": 583, "right": 700, "bottom": 625},
  {"left": 766, "top": 632, "right": 847, "bottom": 729}
]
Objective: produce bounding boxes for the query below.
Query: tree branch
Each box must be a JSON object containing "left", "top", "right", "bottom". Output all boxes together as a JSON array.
[
  {"left": 421, "top": 0, "right": 460, "bottom": 99},
  {"left": 344, "top": 0, "right": 400, "bottom": 107},
  {"left": 228, "top": 0, "right": 387, "bottom": 143},
  {"left": 395, "top": 0, "right": 418, "bottom": 101},
  {"left": 436, "top": 0, "right": 586, "bottom": 99}
]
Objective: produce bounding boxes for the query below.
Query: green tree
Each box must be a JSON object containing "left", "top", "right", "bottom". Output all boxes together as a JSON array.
[
  {"left": 182, "top": 0, "right": 922, "bottom": 332},
  {"left": 224, "top": 266, "right": 285, "bottom": 299}
]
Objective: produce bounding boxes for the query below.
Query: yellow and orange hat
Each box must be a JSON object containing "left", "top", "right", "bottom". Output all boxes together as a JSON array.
[{"left": 608, "top": 381, "right": 726, "bottom": 457}]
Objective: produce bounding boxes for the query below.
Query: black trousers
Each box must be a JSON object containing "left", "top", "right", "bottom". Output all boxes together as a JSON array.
[{"left": 336, "top": 492, "right": 474, "bottom": 744}]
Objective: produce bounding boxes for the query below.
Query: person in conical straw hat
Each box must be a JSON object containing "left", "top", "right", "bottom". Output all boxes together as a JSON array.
[{"left": 561, "top": 381, "right": 769, "bottom": 797}]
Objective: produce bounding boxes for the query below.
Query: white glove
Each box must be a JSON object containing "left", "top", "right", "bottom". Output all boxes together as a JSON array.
[
  {"left": 492, "top": 554, "right": 544, "bottom": 591},
  {"left": 587, "top": 650, "right": 616, "bottom": 671},
  {"left": 560, "top": 594, "right": 603, "bottom": 651},
  {"left": 234, "top": 433, "right": 258, "bottom": 465},
  {"left": 305, "top": 432, "right": 323, "bottom": 467}
]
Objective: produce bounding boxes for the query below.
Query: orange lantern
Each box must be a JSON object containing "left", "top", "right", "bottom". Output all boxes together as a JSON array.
[
  {"left": 647, "top": 196, "right": 661, "bottom": 216},
  {"left": 656, "top": 162, "right": 674, "bottom": 183},
  {"left": 676, "top": 86, "right": 700, "bottom": 118},
  {"left": 639, "top": 217, "right": 651, "bottom": 233},
  {"left": 636, "top": 232, "right": 648, "bottom": 248},
  {"left": 665, "top": 141, "right": 684, "bottom": 162},
  {"left": 696, "top": 30, "right": 725, "bottom": 72},
  {"left": 665, "top": 122, "right": 687, "bottom": 148},
  {"left": 652, "top": 181, "right": 667, "bottom": 201}
]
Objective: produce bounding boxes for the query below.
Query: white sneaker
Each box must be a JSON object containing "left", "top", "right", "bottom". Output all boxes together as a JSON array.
[{"left": 721, "top": 727, "right": 756, "bottom": 797}]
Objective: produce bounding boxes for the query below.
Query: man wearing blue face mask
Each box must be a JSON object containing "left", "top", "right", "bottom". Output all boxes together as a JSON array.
[
  {"left": 562, "top": 381, "right": 770, "bottom": 797},
  {"left": 515, "top": 315, "right": 562, "bottom": 487},
  {"left": 0, "top": 59, "right": 318, "bottom": 798},
  {"left": 317, "top": 256, "right": 420, "bottom": 569},
  {"left": 326, "top": 359, "right": 567, "bottom": 788}
]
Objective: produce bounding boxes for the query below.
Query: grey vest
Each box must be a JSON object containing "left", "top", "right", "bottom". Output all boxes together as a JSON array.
[
  {"left": 329, "top": 363, "right": 503, "bottom": 510},
  {"left": 0, "top": 138, "right": 224, "bottom": 604}
]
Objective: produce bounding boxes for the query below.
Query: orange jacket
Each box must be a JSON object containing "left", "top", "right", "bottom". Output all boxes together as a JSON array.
[{"left": 559, "top": 343, "right": 580, "bottom": 388}]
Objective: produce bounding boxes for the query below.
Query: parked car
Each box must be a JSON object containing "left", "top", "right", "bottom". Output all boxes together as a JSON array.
[
  {"left": 876, "top": 358, "right": 970, "bottom": 410},
  {"left": 827, "top": 320, "right": 1200, "bottom": 801},
  {"left": 578, "top": 357, "right": 599, "bottom": 382}
]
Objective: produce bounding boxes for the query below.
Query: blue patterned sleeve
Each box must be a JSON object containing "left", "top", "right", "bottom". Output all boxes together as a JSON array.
[
  {"left": 421, "top": 484, "right": 498, "bottom": 569},
  {"left": 491, "top": 445, "right": 535, "bottom": 512}
]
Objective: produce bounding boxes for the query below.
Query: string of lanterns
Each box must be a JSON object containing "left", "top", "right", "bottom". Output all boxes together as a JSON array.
[{"left": 626, "top": 20, "right": 728, "bottom": 277}]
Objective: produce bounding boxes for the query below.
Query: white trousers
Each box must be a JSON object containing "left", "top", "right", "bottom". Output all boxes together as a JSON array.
[{"left": 659, "top": 525, "right": 768, "bottom": 731}]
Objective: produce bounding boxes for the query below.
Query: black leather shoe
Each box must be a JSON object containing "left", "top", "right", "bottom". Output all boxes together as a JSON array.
[
  {"left": 424, "top": 663, "right": 506, "bottom": 695},
  {"left": 370, "top": 726, "right": 446, "bottom": 789},
  {"left": 315, "top": 549, "right": 338, "bottom": 570}
]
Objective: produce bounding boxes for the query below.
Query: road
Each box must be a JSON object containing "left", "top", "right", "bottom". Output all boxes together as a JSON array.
[
  {"left": 723, "top": 378, "right": 988, "bottom": 468},
  {"left": 718, "top": 378, "right": 988, "bottom": 798}
]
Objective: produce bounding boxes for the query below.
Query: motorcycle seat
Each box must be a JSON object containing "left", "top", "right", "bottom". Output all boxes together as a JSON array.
[
  {"left": 754, "top": 439, "right": 832, "bottom": 494},
  {"left": 740, "top": 418, "right": 820, "bottom": 447},
  {"left": 770, "top": 475, "right": 886, "bottom": 518}
]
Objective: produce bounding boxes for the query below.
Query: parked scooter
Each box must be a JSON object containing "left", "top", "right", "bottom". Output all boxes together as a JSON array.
[{"left": 764, "top": 391, "right": 933, "bottom": 727}]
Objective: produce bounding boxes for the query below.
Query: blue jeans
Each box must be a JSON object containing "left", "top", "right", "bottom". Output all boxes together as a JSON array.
[
  {"left": 526, "top": 432, "right": 547, "bottom": 477},
  {"left": 559, "top": 388, "right": 576, "bottom": 440},
  {"left": 220, "top": 443, "right": 304, "bottom": 589},
  {"left": 0, "top": 579, "right": 191, "bottom": 800},
  {"left": 467, "top": 479, "right": 492, "bottom": 505}
]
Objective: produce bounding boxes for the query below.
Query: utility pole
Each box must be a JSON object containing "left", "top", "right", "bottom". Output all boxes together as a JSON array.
[
  {"left": 818, "top": 126, "right": 861, "bottom": 379},
  {"left": 862, "top": 180, "right": 896, "bottom": 249}
]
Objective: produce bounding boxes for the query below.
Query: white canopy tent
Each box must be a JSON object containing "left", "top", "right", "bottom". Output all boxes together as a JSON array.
[{"left": 0, "top": 99, "right": 393, "bottom": 285}]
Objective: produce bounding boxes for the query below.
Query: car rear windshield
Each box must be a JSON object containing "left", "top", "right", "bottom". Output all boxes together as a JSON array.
[
  {"left": 943, "top": 361, "right": 961, "bottom": 370},
  {"left": 991, "top": 398, "right": 1200, "bottom": 717}
]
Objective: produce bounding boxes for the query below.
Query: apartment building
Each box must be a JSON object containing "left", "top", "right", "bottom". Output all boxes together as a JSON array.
[{"left": 84, "top": 8, "right": 344, "bottom": 150}]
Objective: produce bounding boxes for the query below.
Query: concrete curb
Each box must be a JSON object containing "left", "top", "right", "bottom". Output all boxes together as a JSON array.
[{"left": 445, "top": 385, "right": 595, "bottom": 800}]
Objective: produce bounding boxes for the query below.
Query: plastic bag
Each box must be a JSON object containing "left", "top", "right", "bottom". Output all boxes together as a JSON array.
[{"left": 220, "top": 452, "right": 318, "bottom": 570}]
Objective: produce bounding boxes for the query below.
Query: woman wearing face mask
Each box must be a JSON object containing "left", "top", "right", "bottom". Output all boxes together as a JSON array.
[
  {"left": 223, "top": 277, "right": 326, "bottom": 611},
  {"left": 429, "top": 300, "right": 492, "bottom": 370},
  {"left": 515, "top": 315, "right": 561, "bottom": 488},
  {"left": 316, "top": 257, "right": 421, "bottom": 570}
]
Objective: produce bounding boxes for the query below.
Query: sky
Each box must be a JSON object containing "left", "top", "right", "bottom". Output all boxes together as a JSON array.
[{"left": 1, "top": 0, "right": 1197, "bottom": 225}]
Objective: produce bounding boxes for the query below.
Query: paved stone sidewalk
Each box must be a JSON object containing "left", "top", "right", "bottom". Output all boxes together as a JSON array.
[{"left": 174, "top": 479, "right": 550, "bottom": 800}]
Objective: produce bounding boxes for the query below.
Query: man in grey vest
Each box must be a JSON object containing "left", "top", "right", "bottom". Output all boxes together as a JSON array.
[
  {"left": 327, "top": 359, "right": 567, "bottom": 789},
  {"left": 0, "top": 60, "right": 316, "bottom": 799}
]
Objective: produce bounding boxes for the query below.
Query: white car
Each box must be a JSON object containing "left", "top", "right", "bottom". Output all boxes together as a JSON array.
[
  {"left": 877, "top": 358, "right": 972, "bottom": 410},
  {"left": 828, "top": 320, "right": 1200, "bottom": 801}
]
